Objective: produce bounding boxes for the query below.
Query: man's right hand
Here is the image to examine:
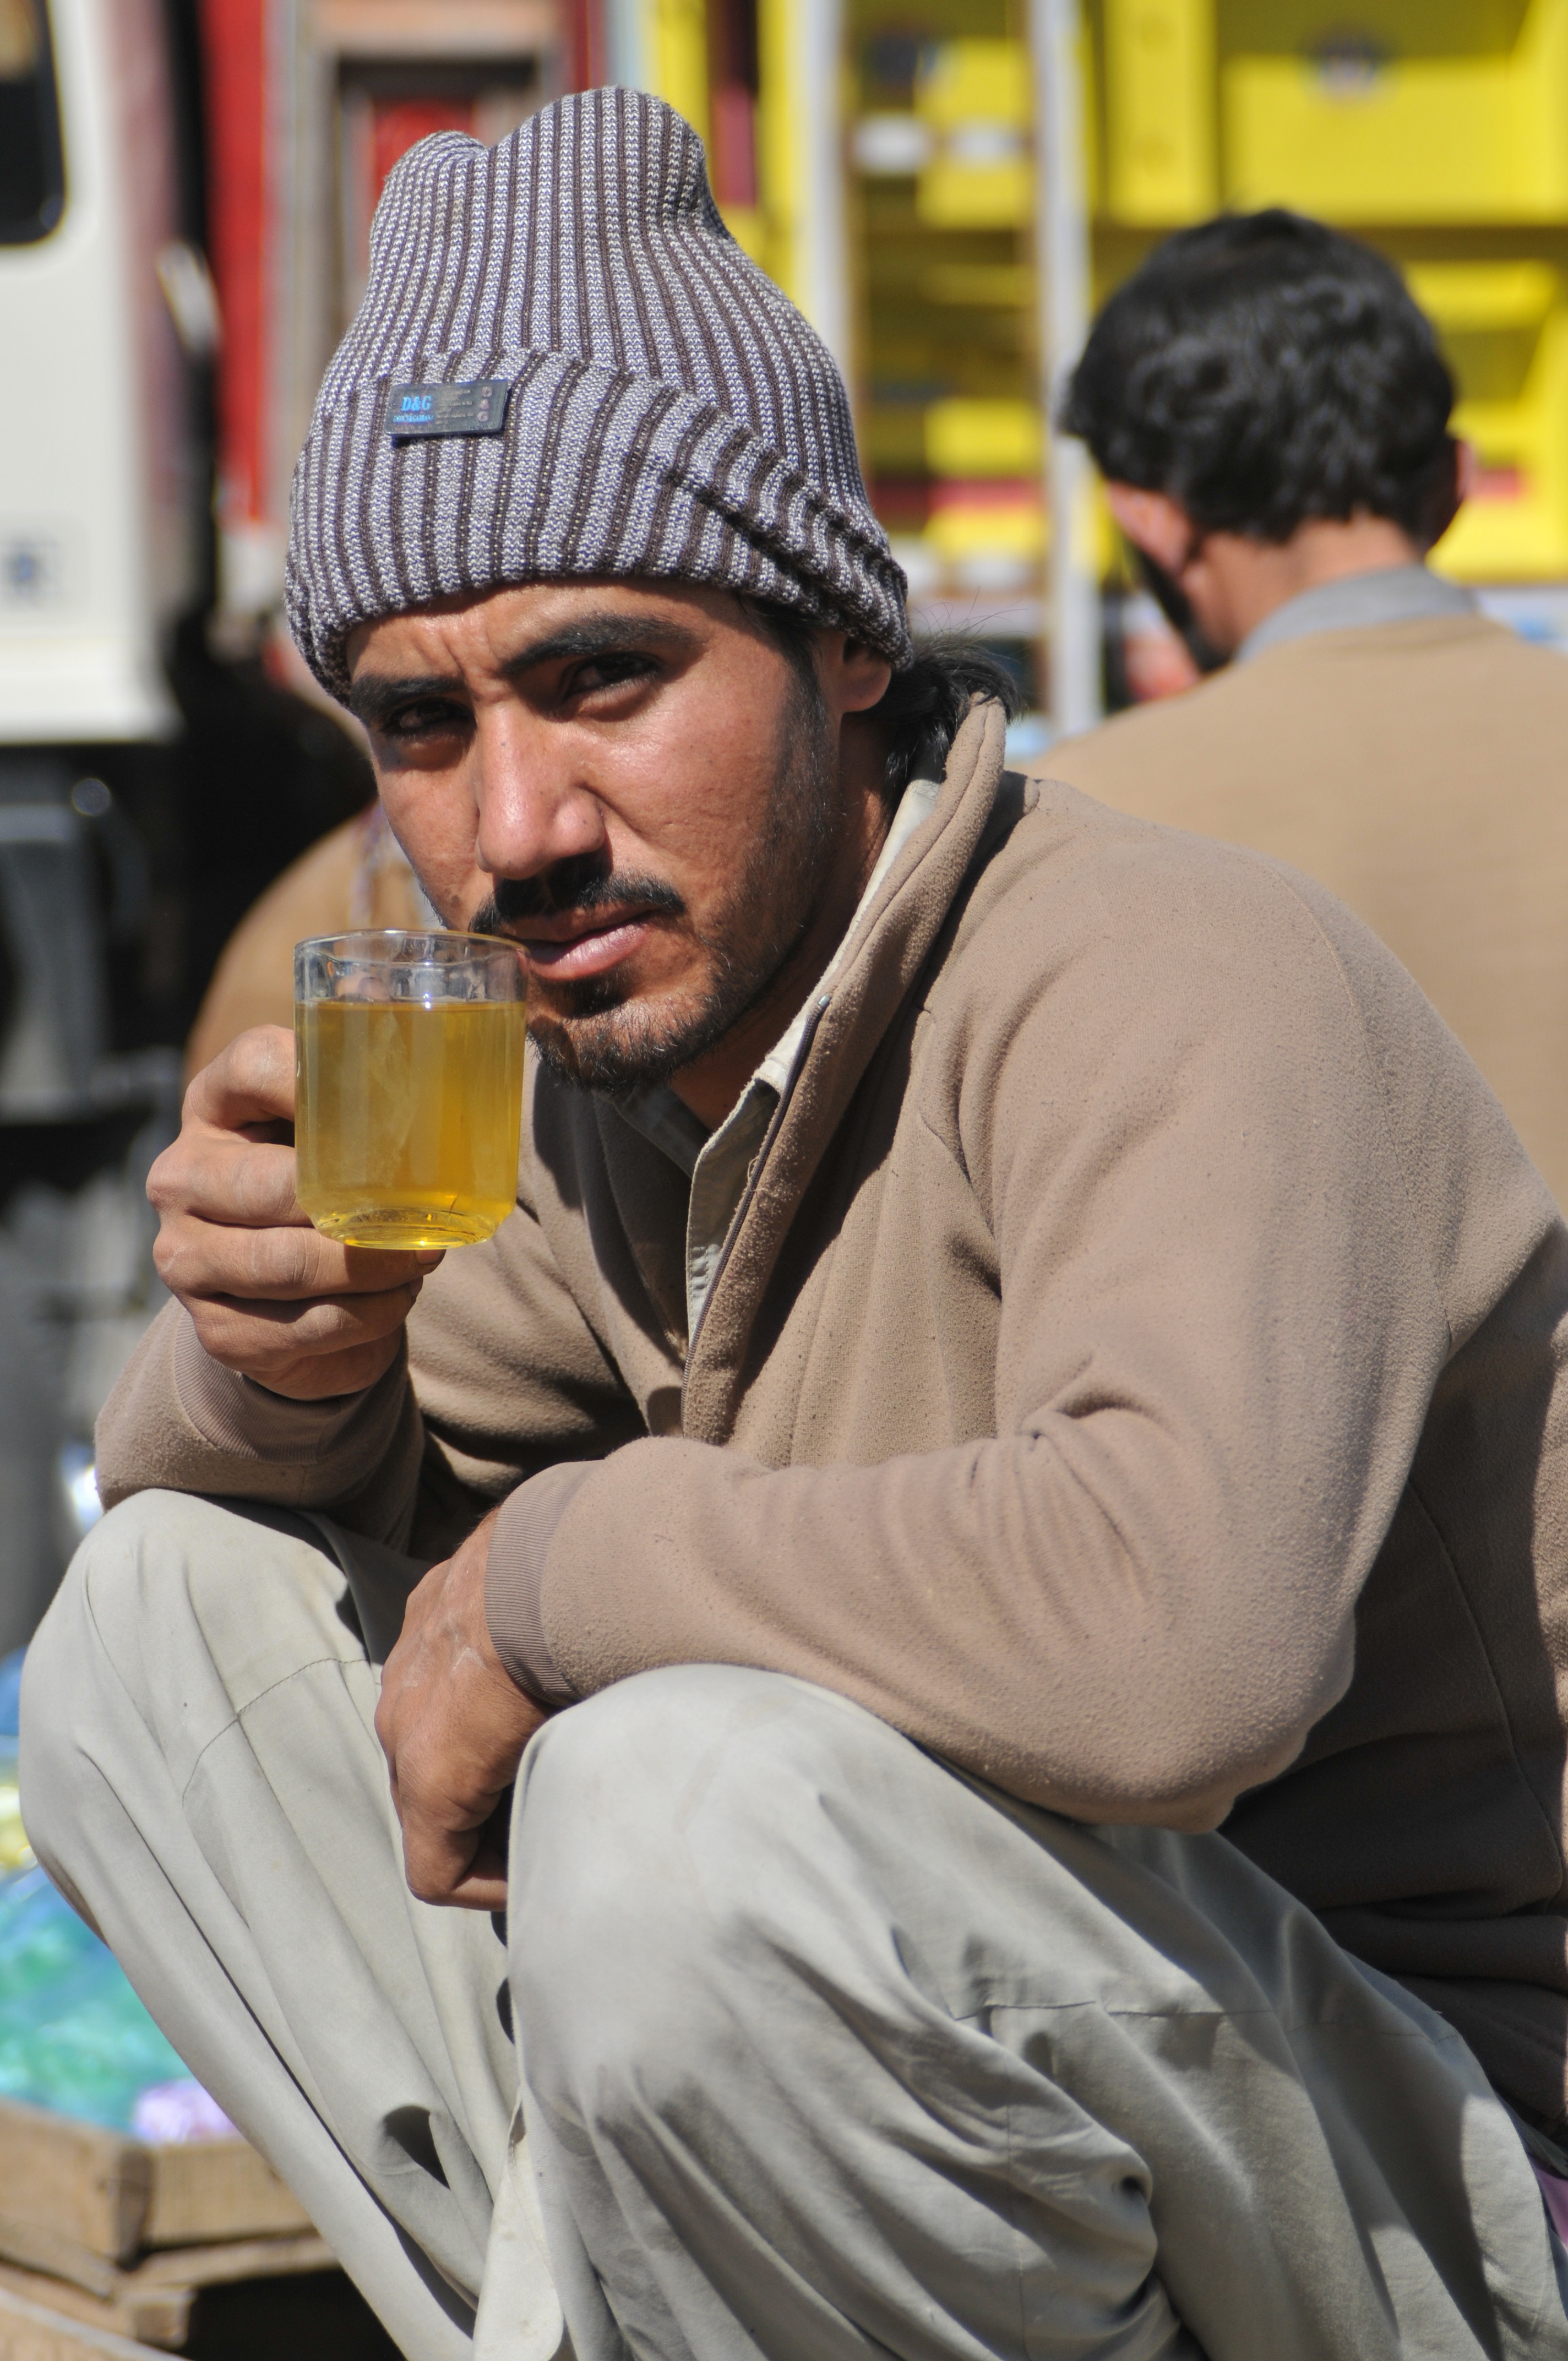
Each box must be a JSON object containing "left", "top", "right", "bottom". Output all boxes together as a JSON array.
[{"left": 148, "top": 1025, "right": 440, "bottom": 1401}]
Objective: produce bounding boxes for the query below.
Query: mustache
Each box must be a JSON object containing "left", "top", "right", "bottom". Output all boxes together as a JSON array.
[{"left": 470, "top": 857, "right": 687, "bottom": 932}]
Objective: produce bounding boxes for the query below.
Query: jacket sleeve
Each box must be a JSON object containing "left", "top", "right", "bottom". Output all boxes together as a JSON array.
[
  {"left": 489, "top": 843, "right": 1555, "bottom": 1827},
  {"left": 94, "top": 1303, "right": 423, "bottom": 1543},
  {"left": 95, "top": 1135, "right": 645, "bottom": 1555}
]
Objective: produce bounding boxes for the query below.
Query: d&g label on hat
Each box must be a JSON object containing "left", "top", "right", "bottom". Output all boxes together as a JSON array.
[{"left": 388, "top": 382, "right": 510, "bottom": 440}]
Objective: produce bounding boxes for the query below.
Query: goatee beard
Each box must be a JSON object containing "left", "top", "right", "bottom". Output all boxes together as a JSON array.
[{"left": 476, "top": 668, "right": 841, "bottom": 1101}]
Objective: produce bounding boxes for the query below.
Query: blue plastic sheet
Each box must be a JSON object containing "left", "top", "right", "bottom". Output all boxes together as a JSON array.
[
  {"left": 0, "top": 1863, "right": 189, "bottom": 2130},
  {"left": 0, "top": 1645, "right": 224, "bottom": 2136},
  {"left": 0, "top": 1647, "right": 22, "bottom": 1740}
]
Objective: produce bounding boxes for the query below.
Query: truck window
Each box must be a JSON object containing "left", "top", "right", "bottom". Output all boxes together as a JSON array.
[{"left": 0, "top": 0, "right": 64, "bottom": 243}]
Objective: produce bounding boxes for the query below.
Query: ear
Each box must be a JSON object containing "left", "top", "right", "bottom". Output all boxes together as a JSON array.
[
  {"left": 1421, "top": 437, "right": 1473, "bottom": 551},
  {"left": 1104, "top": 482, "right": 1197, "bottom": 576},
  {"left": 826, "top": 633, "right": 894, "bottom": 715}
]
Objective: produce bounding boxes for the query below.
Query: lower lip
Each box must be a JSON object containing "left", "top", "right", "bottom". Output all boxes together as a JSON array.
[{"left": 519, "top": 918, "right": 652, "bottom": 983}]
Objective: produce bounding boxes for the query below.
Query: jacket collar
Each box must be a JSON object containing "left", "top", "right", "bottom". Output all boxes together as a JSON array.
[{"left": 680, "top": 696, "right": 1011, "bottom": 1439}]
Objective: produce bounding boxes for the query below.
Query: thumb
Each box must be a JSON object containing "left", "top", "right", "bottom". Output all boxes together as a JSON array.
[{"left": 187, "top": 1025, "right": 297, "bottom": 1132}]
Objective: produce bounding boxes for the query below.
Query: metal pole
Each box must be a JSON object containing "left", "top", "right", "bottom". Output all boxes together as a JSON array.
[
  {"left": 602, "top": 0, "right": 650, "bottom": 90},
  {"left": 791, "top": 0, "right": 849, "bottom": 372},
  {"left": 1030, "top": 0, "right": 1101, "bottom": 738}
]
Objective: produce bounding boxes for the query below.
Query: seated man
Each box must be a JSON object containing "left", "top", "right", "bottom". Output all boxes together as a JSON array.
[
  {"left": 21, "top": 89, "right": 1568, "bottom": 2361},
  {"left": 1047, "top": 208, "right": 1568, "bottom": 1204}
]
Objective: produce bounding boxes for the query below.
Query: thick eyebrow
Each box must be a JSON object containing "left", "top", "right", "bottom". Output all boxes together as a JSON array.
[
  {"left": 345, "top": 614, "right": 701, "bottom": 729},
  {"left": 497, "top": 614, "right": 701, "bottom": 681}
]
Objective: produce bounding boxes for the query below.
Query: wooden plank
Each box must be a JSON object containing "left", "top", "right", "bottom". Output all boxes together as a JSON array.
[
  {"left": 132, "top": 2234, "right": 334, "bottom": 2292},
  {"left": 0, "top": 2101, "right": 313, "bottom": 2284},
  {"left": 0, "top": 2105, "right": 148, "bottom": 2267},
  {"left": 0, "top": 2231, "right": 119, "bottom": 2309},
  {"left": 0, "top": 2283, "right": 167, "bottom": 2361},
  {"left": 0, "top": 2268, "right": 187, "bottom": 2354},
  {"left": 0, "top": 2236, "right": 335, "bottom": 2351},
  {"left": 140, "top": 2142, "right": 310, "bottom": 2250}
]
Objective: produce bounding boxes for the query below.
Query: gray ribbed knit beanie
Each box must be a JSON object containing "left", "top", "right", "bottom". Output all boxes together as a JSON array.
[{"left": 286, "top": 85, "right": 912, "bottom": 698}]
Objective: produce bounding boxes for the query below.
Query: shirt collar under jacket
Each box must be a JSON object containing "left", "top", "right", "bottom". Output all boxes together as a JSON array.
[
  {"left": 1235, "top": 563, "right": 1476, "bottom": 667},
  {"left": 617, "top": 764, "right": 944, "bottom": 1344}
]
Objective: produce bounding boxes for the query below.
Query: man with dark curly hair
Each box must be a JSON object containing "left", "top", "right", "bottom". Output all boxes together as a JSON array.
[{"left": 1050, "top": 209, "right": 1568, "bottom": 1201}]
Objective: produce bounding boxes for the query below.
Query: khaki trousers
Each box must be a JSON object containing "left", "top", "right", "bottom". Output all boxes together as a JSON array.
[{"left": 18, "top": 1491, "right": 1568, "bottom": 2361}]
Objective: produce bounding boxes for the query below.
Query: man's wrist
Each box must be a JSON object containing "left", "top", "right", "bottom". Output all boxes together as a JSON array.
[
  {"left": 172, "top": 1312, "right": 397, "bottom": 1447},
  {"left": 485, "top": 1464, "right": 594, "bottom": 1707}
]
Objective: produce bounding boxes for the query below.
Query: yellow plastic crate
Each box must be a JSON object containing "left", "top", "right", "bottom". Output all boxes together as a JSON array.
[
  {"left": 918, "top": 36, "right": 1031, "bottom": 127},
  {"left": 1096, "top": 0, "right": 1568, "bottom": 227},
  {"left": 648, "top": 0, "right": 710, "bottom": 146},
  {"left": 926, "top": 493, "right": 1046, "bottom": 568},
  {"left": 1102, "top": 0, "right": 1216, "bottom": 224},
  {"left": 925, "top": 398, "right": 1043, "bottom": 477},
  {"left": 1412, "top": 260, "right": 1568, "bottom": 579},
  {"left": 916, "top": 40, "right": 1034, "bottom": 229},
  {"left": 718, "top": 204, "right": 766, "bottom": 263}
]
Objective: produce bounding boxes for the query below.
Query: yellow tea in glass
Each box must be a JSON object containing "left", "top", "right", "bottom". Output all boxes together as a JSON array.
[{"left": 295, "top": 931, "right": 525, "bottom": 1251}]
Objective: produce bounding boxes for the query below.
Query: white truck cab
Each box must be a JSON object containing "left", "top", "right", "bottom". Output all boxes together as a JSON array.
[
  {"left": 0, "top": 0, "right": 199, "bottom": 1649},
  {"left": 0, "top": 0, "right": 194, "bottom": 746}
]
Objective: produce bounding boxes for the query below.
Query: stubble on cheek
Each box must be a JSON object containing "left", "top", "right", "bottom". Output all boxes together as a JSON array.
[{"left": 527, "top": 679, "right": 839, "bottom": 1099}]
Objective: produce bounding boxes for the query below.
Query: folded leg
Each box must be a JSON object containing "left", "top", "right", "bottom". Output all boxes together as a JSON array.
[
  {"left": 21, "top": 1489, "right": 516, "bottom": 2361},
  {"left": 510, "top": 1663, "right": 1567, "bottom": 2361}
]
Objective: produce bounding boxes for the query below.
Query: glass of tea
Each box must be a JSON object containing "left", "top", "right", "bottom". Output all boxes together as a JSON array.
[{"left": 294, "top": 930, "right": 525, "bottom": 1252}]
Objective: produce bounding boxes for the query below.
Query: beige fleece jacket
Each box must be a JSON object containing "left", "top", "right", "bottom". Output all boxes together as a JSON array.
[
  {"left": 1045, "top": 611, "right": 1568, "bottom": 1205},
  {"left": 97, "top": 701, "right": 1568, "bottom": 2126}
]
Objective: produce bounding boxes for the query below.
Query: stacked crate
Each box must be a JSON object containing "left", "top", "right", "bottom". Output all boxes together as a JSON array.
[
  {"left": 847, "top": 5, "right": 1046, "bottom": 654},
  {"left": 0, "top": 2095, "right": 388, "bottom": 2359},
  {"left": 839, "top": 0, "right": 1568, "bottom": 677}
]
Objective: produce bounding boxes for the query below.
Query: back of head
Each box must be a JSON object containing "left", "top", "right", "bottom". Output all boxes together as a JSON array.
[{"left": 1060, "top": 210, "right": 1457, "bottom": 546}]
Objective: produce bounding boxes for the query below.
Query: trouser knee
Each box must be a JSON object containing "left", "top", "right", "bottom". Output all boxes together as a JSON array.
[
  {"left": 20, "top": 1490, "right": 354, "bottom": 1891},
  {"left": 511, "top": 1662, "right": 874, "bottom": 1934},
  {"left": 508, "top": 1665, "right": 903, "bottom": 2107}
]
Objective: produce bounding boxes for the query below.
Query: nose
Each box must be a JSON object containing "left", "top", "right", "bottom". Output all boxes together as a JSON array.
[{"left": 472, "top": 704, "right": 607, "bottom": 880}]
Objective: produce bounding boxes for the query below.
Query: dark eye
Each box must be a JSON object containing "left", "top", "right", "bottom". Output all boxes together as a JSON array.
[
  {"left": 563, "top": 651, "right": 657, "bottom": 701},
  {"left": 378, "top": 697, "right": 471, "bottom": 741}
]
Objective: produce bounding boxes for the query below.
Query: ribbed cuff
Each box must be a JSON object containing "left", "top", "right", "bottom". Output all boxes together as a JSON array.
[
  {"left": 486, "top": 1464, "right": 595, "bottom": 1707},
  {"left": 171, "top": 1313, "right": 402, "bottom": 1459}
]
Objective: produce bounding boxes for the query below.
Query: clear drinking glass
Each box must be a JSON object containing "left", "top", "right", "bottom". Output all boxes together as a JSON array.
[{"left": 294, "top": 930, "right": 525, "bottom": 1251}]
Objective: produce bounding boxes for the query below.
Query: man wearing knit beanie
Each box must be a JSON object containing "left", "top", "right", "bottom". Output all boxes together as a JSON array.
[{"left": 24, "top": 86, "right": 1568, "bottom": 2361}]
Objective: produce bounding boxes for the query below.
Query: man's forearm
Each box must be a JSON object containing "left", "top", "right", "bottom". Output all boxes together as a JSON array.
[
  {"left": 484, "top": 1424, "right": 1370, "bottom": 1831},
  {"left": 95, "top": 1299, "right": 425, "bottom": 1546},
  {"left": 484, "top": 1462, "right": 595, "bottom": 1706}
]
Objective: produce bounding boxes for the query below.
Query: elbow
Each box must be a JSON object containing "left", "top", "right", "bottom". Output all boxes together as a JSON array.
[
  {"left": 974, "top": 1617, "right": 1357, "bottom": 1831},
  {"left": 89, "top": 1415, "right": 140, "bottom": 1517}
]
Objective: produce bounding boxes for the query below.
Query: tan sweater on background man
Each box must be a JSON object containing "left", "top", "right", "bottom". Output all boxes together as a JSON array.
[
  {"left": 99, "top": 703, "right": 1568, "bottom": 2128},
  {"left": 1046, "top": 610, "right": 1568, "bottom": 1201}
]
